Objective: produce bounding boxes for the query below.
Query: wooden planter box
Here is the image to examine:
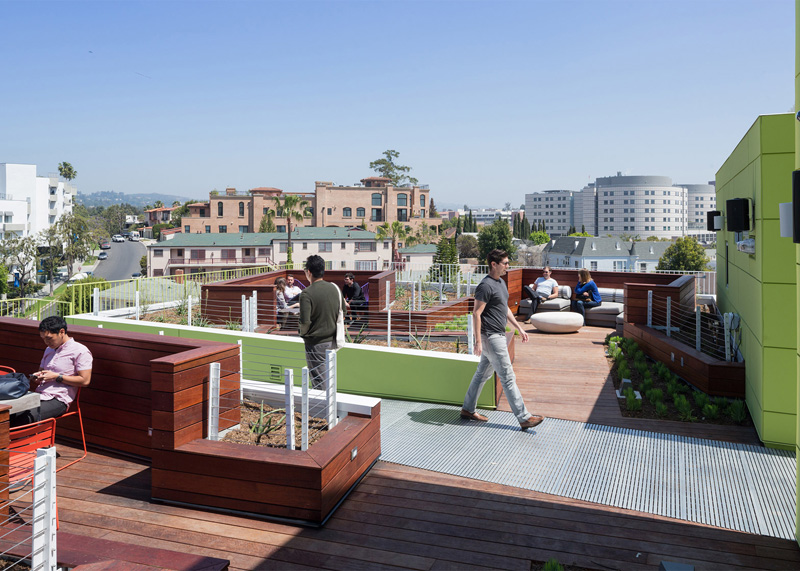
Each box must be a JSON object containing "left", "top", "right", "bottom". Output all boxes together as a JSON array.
[{"left": 151, "top": 402, "right": 380, "bottom": 525}]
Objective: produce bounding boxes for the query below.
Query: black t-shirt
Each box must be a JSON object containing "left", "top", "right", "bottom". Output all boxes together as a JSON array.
[
  {"left": 343, "top": 281, "right": 364, "bottom": 301},
  {"left": 474, "top": 275, "right": 508, "bottom": 335}
]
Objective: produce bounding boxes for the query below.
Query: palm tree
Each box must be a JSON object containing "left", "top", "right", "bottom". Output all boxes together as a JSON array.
[
  {"left": 377, "top": 221, "right": 408, "bottom": 265},
  {"left": 273, "top": 194, "right": 309, "bottom": 265},
  {"left": 58, "top": 162, "right": 77, "bottom": 181}
]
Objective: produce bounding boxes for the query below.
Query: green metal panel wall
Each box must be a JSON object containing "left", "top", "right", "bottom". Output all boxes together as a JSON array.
[
  {"left": 716, "top": 113, "right": 797, "bottom": 450},
  {"left": 66, "top": 315, "right": 496, "bottom": 408},
  {"left": 794, "top": 0, "right": 800, "bottom": 546}
]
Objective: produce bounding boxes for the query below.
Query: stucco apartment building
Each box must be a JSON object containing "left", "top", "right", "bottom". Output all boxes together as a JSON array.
[
  {"left": 147, "top": 227, "right": 391, "bottom": 277},
  {"left": 181, "top": 177, "right": 440, "bottom": 235},
  {"left": 0, "top": 163, "right": 75, "bottom": 240}
]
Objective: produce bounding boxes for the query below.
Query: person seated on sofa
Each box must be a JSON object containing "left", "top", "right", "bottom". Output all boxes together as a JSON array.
[
  {"left": 526, "top": 266, "right": 559, "bottom": 315},
  {"left": 571, "top": 268, "right": 602, "bottom": 319},
  {"left": 283, "top": 274, "right": 303, "bottom": 305},
  {"left": 275, "top": 277, "right": 300, "bottom": 329}
]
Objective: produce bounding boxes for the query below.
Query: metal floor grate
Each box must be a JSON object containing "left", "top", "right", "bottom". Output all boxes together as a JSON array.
[{"left": 379, "top": 400, "right": 797, "bottom": 540}]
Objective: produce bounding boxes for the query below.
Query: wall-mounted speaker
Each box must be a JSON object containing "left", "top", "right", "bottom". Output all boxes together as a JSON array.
[
  {"left": 706, "top": 210, "right": 722, "bottom": 231},
  {"left": 726, "top": 198, "right": 750, "bottom": 232},
  {"left": 793, "top": 170, "right": 800, "bottom": 243}
]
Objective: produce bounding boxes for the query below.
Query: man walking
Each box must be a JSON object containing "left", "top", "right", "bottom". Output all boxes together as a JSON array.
[
  {"left": 461, "top": 249, "right": 544, "bottom": 430},
  {"left": 299, "top": 255, "right": 345, "bottom": 389}
]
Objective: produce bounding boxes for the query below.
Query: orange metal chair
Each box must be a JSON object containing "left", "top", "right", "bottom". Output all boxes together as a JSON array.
[
  {"left": 54, "top": 387, "right": 86, "bottom": 472},
  {"left": 8, "top": 418, "right": 57, "bottom": 486},
  {"left": 0, "top": 366, "right": 16, "bottom": 374}
]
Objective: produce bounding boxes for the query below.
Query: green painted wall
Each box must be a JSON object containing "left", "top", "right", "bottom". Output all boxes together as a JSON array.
[
  {"left": 794, "top": 0, "right": 800, "bottom": 546},
  {"left": 66, "top": 315, "right": 496, "bottom": 408},
  {"left": 716, "top": 113, "right": 798, "bottom": 450}
]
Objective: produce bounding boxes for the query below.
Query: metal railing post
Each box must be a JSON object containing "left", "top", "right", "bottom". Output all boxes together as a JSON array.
[
  {"left": 241, "top": 295, "right": 247, "bottom": 332},
  {"left": 251, "top": 290, "right": 258, "bottom": 332},
  {"left": 326, "top": 349, "right": 338, "bottom": 428},
  {"left": 301, "top": 367, "right": 309, "bottom": 451},
  {"left": 237, "top": 339, "right": 244, "bottom": 402},
  {"left": 208, "top": 362, "right": 220, "bottom": 441},
  {"left": 135, "top": 290, "right": 140, "bottom": 320},
  {"left": 666, "top": 297, "right": 671, "bottom": 338},
  {"left": 32, "top": 447, "right": 57, "bottom": 571},
  {"left": 386, "top": 280, "right": 391, "bottom": 348},
  {"left": 93, "top": 287, "right": 100, "bottom": 316},
  {"left": 724, "top": 313, "right": 732, "bottom": 362},
  {"left": 647, "top": 290, "right": 652, "bottom": 327},
  {"left": 187, "top": 295, "right": 193, "bottom": 327},
  {"left": 467, "top": 313, "right": 474, "bottom": 355},
  {"left": 284, "top": 368, "right": 295, "bottom": 450},
  {"left": 695, "top": 306, "right": 701, "bottom": 352}
]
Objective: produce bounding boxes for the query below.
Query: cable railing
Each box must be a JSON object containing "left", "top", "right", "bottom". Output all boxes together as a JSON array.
[{"left": 647, "top": 292, "right": 731, "bottom": 360}]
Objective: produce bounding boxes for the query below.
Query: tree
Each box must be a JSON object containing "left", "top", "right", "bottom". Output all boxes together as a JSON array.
[
  {"left": 153, "top": 200, "right": 164, "bottom": 209},
  {"left": 172, "top": 200, "right": 181, "bottom": 207},
  {"left": 581, "top": 224, "right": 586, "bottom": 233},
  {"left": 478, "top": 219, "right": 515, "bottom": 262},
  {"left": 656, "top": 236, "right": 709, "bottom": 272},
  {"left": 429, "top": 237, "right": 458, "bottom": 281},
  {"left": 521, "top": 216, "right": 530, "bottom": 238},
  {"left": 259, "top": 209, "right": 276, "bottom": 233},
  {"left": 58, "top": 212, "right": 101, "bottom": 278},
  {"left": 210, "top": 189, "right": 220, "bottom": 196},
  {"left": 504, "top": 202, "right": 512, "bottom": 211},
  {"left": 171, "top": 200, "right": 196, "bottom": 228},
  {"left": 0, "top": 264, "right": 8, "bottom": 297},
  {"left": 273, "top": 194, "right": 309, "bottom": 265},
  {"left": 377, "top": 221, "right": 408, "bottom": 265},
  {"left": 620, "top": 233, "right": 641, "bottom": 242},
  {"left": 411, "top": 222, "right": 436, "bottom": 245},
  {"left": 369, "top": 150, "right": 418, "bottom": 186},
  {"left": 58, "top": 162, "right": 77, "bottom": 181},
  {"left": 568, "top": 231, "right": 592, "bottom": 237},
  {"left": 153, "top": 223, "right": 171, "bottom": 240},
  {"left": 38, "top": 224, "right": 65, "bottom": 295},
  {"left": 428, "top": 197, "right": 438, "bottom": 218},
  {"left": 0, "top": 234, "right": 39, "bottom": 297},
  {"left": 359, "top": 218, "right": 367, "bottom": 230},
  {"left": 529, "top": 230, "right": 550, "bottom": 245},
  {"left": 58, "top": 275, "right": 110, "bottom": 313},
  {"left": 457, "top": 234, "right": 479, "bottom": 259}
]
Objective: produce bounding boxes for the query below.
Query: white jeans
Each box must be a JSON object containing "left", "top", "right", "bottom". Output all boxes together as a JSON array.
[{"left": 462, "top": 333, "right": 532, "bottom": 423}]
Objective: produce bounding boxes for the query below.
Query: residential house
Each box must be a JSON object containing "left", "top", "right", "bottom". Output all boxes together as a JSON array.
[{"left": 543, "top": 236, "right": 671, "bottom": 272}]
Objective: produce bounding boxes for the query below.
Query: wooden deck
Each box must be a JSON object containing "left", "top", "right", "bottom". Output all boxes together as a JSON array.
[
  {"left": 505, "top": 324, "right": 762, "bottom": 445},
  {"left": 52, "top": 441, "right": 800, "bottom": 570}
]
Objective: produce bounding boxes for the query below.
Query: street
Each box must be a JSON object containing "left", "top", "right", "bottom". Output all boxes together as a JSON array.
[{"left": 91, "top": 240, "right": 147, "bottom": 281}]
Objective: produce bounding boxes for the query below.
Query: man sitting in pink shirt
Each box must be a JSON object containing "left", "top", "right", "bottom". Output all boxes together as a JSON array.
[{"left": 11, "top": 316, "right": 92, "bottom": 427}]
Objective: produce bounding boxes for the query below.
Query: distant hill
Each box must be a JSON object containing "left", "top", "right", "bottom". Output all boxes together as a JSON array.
[{"left": 76, "top": 191, "right": 198, "bottom": 209}]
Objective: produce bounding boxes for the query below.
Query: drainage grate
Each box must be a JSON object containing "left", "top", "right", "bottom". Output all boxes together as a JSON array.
[{"left": 379, "top": 400, "right": 797, "bottom": 540}]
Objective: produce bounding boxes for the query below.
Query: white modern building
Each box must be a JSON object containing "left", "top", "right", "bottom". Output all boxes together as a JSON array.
[
  {"left": 525, "top": 173, "right": 715, "bottom": 242},
  {"left": 146, "top": 227, "right": 392, "bottom": 277},
  {"left": 0, "top": 163, "right": 75, "bottom": 240}
]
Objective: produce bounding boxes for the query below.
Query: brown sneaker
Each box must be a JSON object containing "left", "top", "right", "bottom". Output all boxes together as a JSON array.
[
  {"left": 520, "top": 415, "right": 544, "bottom": 430},
  {"left": 460, "top": 409, "right": 489, "bottom": 422}
]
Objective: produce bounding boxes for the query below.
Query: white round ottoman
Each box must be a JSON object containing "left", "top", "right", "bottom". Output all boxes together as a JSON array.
[{"left": 529, "top": 312, "right": 584, "bottom": 333}]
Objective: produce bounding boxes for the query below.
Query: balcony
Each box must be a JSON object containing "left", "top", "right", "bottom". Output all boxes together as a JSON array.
[{"left": 168, "top": 255, "right": 266, "bottom": 265}]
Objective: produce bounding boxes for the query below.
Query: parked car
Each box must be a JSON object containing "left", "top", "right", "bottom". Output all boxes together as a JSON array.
[
  {"left": 98, "top": 252, "right": 108, "bottom": 260},
  {"left": 112, "top": 235, "right": 124, "bottom": 242},
  {"left": 131, "top": 272, "right": 142, "bottom": 278},
  {"left": 99, "top": 240, "right": 111, "bottom": 250}
]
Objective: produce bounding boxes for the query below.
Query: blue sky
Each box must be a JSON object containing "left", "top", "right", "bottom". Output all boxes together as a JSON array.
[{"left": 1, "top": 0, "right": 793, "bottom": 208}]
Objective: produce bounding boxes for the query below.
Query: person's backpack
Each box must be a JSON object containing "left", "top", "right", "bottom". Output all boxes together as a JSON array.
[{"left": 0, "top": 373, "right": 30, "bottom": 400}]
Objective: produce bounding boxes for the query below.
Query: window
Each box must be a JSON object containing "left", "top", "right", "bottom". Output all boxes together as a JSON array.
[
  {"left": 421, "top": 209, "right": 426, "bottom": 218},
  {"left": 355, "top": 260, "right": 378, "bottom": 271},
  {"left": 590, "top": 261, "right": 598, "bottom": 271},
  {"left": 341, "top": 261, "right": 347, "bottom": 268},
  {"left": 239, "top": 226, "right": 249, "bottom": 233},
  {"left": 384, "top": 242, "right": 389, "bottom": 249},
  {"left": 303, "top": 242, "right": 308, "bottom": 250},
  {"left": 217, "top": 202, "right": 223, "bottom": 216},
  {"left": 219, "top": 225, "right": 227, "bottom": 233},
  {"left": 356, "top": 207, "right": 365, "bottom": 218},
  {"left": 343, "top": 207, "right": 352, "bottom": 218},
  {"left": 277, "top": 225, "right": 286, "bottom": 233},
  {"left": 397, "top": 193, "right": 407, "bottom": 206},
  {"left": 191, "top": 249, "right": 205, "bottom": 260},
  {"left": 327, "top": 208, "right": 332, "bottom": 215},
  {"left": 371, "top": 208, "right": 383, "bottom": 221},
  {"left": 397, "top": 209, "right": 408, "bottom": 222},
  {"left": 239, "top": 202, "right": 245, "bottom": 217},
  {"left": 279, "top": 243, "right": 288, "bottom": 253},
  {"left": 221, "top": 249, "right": 236, "bottom": 259},
  {"left": 185, "top": 225, "right": 191, "bottom": 233},
  {"left": 420, "top": 195, "right": 426, "bottom": 207},
  {"left": 263, "top": 207, "right": 269, "bottom": 215},
  {"left": 205, "top": 225, "right": 211, "bottom": 233},
  {"left": 341, "top": 242, "right": 346, "bottom": 249},
  {"left": 200, "top": 208, "right": 206, "bottom": 217},
  {"left": 153, "top": 249, "right": 163, "bottom": 257},
  {"left": 640, "top": 262, "right": 647, "bottom": 272},
  {"left": 174, "top": 249, "right": 184, "bottom": 257},
  {"left": 319, "top": 242, "right": 332, "bottom": 252},
  {"left": 153, "top": 269, "right": 164, "bottom": 277},
  {"left": 371, "top": 193, "right": 382, "bottom": 206},
  {"left": 258, "top": 248, "right": 269, "bottom": 256},
  {"left": 355, "top": 242, "right": 376, "bottom": 252}
]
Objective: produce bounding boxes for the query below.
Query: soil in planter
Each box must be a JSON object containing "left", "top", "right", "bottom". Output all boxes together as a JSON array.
[
  {"left": 606, "top": 337, "right": 753, "bottom": 426},
  {"left": 221, "top": 399, "right": 328, "bottom": 448},
  {"left": 0, "top": 556, "right": 31, "bottom": 570}
]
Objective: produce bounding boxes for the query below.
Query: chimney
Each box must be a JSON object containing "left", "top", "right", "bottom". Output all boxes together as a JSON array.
[{"left": 225, "top": 187, "right": 236, "bottom": 196}]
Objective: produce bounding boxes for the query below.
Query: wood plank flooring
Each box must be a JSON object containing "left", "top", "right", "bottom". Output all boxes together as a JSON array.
[
  {"left": 504, "top": 324, "right": 762, "bottom": 445},
  {"left": 52, "top": 443, "right": 800, "bottom": 570}
]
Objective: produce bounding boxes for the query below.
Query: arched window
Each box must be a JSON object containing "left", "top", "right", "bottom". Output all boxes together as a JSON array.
[
  {"left": 397, "top": 193, "right": 408, "bottom": 206},
  {"left": 357, "top": 207, "right": 366, "bottom": 218},
  {"left": 343, "top": 207, "right": 352, "bottom": 218},
  {"left": 239, "top": 202, "right": 244, "bottom": 217},
  {"left": 371, "top": 193, "right": 382, "bottom": 206},
  {"left": 217, "top": 202, "right": 223, "bottom": 216}
]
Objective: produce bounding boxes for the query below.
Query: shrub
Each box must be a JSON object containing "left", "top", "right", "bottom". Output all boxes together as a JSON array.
[
  {"left": 693, "top": 391, "right": 709, "bottom": 410},
  {"left": 617, "top": 361, "right": 631, "bottom": 380},
  {"left": 674, "top": 395, "right": 696, "bottom": 422},
  {"left": 646, "top": 388, "right": 663, "bottom": 405},
  {"left": 640, "top": 377, "right": 654, "bottom": 393},
  {"left": 543, "top": 559, "right": 565, "bottom": 571},
  {"left": 655, "top": 401, "right": 669, "bottom": 418},
  {"left": 626, "top": 391, "right": 642, "bottom": 412},
  {"left": 635, "top": 360, "right": 649, "bottom": 377},
  {"left": 728, "top": 400, "right": 748, "bottom": 423},
  {"left": 666, "top": 379, "right": 679, "bottom": 397},
  {"left": 703, "top": 403, "right": 720, "bottom": 420},
  {"left": 714, "top": 396, "right": 728, "bottom": 409}
]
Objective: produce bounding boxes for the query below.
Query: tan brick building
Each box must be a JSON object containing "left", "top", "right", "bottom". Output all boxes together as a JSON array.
[
  {"left": 183, "top": 187, "right": 315, "bottom": 235},
  {"left": 181, "top": 177, "right": 439, "bottom": 235}
]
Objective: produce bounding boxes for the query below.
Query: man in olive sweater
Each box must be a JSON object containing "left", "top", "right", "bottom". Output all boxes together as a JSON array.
[{"left": 299, "top": 255, "right": 345, "bottom": 389}]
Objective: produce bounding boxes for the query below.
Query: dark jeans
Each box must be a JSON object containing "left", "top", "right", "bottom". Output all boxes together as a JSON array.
[
  {"left": 571, "top": 299, "right": 601, "bottom": 318},
  {"left": 10, "top": 397, "right": 68, "bottom": 427}
]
